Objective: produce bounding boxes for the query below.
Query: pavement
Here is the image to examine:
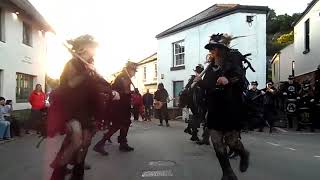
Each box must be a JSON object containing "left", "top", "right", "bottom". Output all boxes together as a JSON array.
[{"left": 0, "top": 119, "right": 320, "bottom": 180}]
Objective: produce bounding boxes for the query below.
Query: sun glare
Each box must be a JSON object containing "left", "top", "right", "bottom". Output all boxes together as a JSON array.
[{"left": 45, "top": 33, "right": 125, "bottom": 80}]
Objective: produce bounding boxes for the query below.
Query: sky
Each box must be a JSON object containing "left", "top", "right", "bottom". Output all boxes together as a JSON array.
[{"left": 29, "top": 0, "right": 309, "bottom": 79}]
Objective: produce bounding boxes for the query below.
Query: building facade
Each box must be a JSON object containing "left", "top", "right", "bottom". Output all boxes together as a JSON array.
[
  {"left": 156, "top": 4, "right": 268, "bottom": 108},
  {"left": 293, "top": 0, "right": 320, "bottom": 84},
  {"left": 271, "top": 44, "right": 294, "bottom": 84},
  {"left": 132, "top": 53, "right": 158, "bottom": 94},
  {"left": 272, "top": 0, "right": 320, "bottom": 85},
  {"left": 0, "top": 0, "right": 52, "bottom": 110}
]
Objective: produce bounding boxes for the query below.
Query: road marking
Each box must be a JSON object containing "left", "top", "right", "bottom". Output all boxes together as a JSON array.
[
  {"left": 141, "top": 170, "right": 173, "bottom": 177},
  {"left": 285, "top": 147, "right": 296, "bottom": 151},
  {"left": 148, "top": 160, "right": 176, "bottom": 167},
  {"left": 314, "top": 156, "right": 320, "bottom": 158},
  {"left": 266, "top": 142, "right": 281, "bottom": 146}
]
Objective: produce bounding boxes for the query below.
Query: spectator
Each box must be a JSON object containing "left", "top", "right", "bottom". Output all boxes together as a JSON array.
[
  {"left": 3, "top": 100, "right": 21, "bottom": 137},
  {"left": 143, "top": 89, "right": 153, "bottom": 121},
  {"left": 131, "top": 88, "right": 144, "bottom": 121},
  {"left": 26, "top": 84, "right": 45, "bottom": 134},
  {"left": 0, "top": 97, "right": 11, "bottom": 140}
]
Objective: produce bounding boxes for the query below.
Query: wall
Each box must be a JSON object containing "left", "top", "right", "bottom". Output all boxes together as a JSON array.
[
  {"left": 294, "top": 0, "right": 320, "bottom": 77},
  {"left": 0, "top": 8, "right": 47, "bottom": 110},
  {"left": 157, "top": 12, "right": 267, "bottom": 107},
  {"left": 132, "top": 60, "right": 158, "bottom": 94},
  {"left": 279, "top": 44, "right": 294, "bottom": 82}
]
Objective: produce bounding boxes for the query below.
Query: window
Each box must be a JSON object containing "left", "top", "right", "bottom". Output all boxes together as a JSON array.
[
  {"left": 173, "top": 81, "right": 184, "bottom": 107},
  {"left": 304, "top": 19, "right": 310, "bottom": 53},
  {"left": 0, "top": 8, "right": 5, "bottom": 42},
  {"left": 154, "top": 63, "right": 157, "bottom": 80},
  {"left": 22, "top": 22, "right": 32, "bottom": 46},
  {"left": 16, "top": 73, "right": 34, "bottom": 103},
  {"left": 143, "top": 66, "right": 147, "bottom": 82},
  {"left": 173, "top": 40, "right": 185, "bottom": 66}
]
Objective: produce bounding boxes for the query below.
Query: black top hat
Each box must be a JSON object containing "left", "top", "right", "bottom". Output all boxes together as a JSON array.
[
  {"left": 205, "top": 33, "right": 233, "bottom": 50},
  {"left": 288, "top": 75, "right": 294, "bottom": 80},
  {"left": 194, "top": 64, "right": 204, "bottom": 74},
  {"left": 267, "top": 80, "right": 274, "bottom": 85},
  {"left": 251, "top": 81, "right": 258, "bottom": 85}
]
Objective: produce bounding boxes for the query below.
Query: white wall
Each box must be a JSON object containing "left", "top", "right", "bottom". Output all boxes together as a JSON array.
[
  {"left": 132, "top": 60, "right": 158, "bottom": 94},
  {"left": 294, "top": 0, "right": 320, "bottom": 77},
  {"left": 0, "top": 9, "right": 47, "bottom": 110},
  {"left": 158, "top": 12, "right": 267, "bottom": 107},
  {"left": 279, "top": 44, "right": 294, "bottom": 82}
]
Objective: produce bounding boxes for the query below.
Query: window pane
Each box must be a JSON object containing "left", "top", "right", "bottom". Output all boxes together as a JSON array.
[
  {"left": 305, "top": 19, "right": 310, "bottom": 51},
  {"left": 16, "top": 73, "right": 33, "bottom": 102},
  {"left": 23, "top": 22, "right": 32, "bottom": 46}
]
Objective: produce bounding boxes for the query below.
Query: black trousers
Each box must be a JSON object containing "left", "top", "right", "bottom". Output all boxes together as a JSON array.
[
  {"left": 144, "top": 106, "right": 152, "bottom": 120},
  {"left": 133, "top": 106, "right": 140, "bottom": 120},
  {"left": 264, "top": 106, "right": 277, "bottom": 132},
  {"left": 156, "top": 104, "right": 169, "bottom": 124},
  {"left": 104, "top": 124, "right": 130, "bottom": 144}
]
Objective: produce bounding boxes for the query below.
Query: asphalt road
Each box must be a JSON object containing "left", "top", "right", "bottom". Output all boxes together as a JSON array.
[{"left": 0, "top": 120, "right": 320, "bottom": 180}]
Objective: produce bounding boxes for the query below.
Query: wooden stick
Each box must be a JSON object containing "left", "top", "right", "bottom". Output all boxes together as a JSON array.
[{"left": 191, "top": 63, "right": 212, "bottom": 88}]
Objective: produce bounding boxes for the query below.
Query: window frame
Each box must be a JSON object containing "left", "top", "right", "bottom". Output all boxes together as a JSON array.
[
  {"left": 0, "top": 7, "right": 5, "bottom": 42},
  {"left": 172, "top": 40, "right": 185, "bottom": 67},
  {"left": 16, "top": 73, "right": 34, "bottom": 103},
  {"left": 303, "top": 19, "right": 310, "bottom": 54},
  {"left": 143, "top": 66, "right": 147, "bottom": 82},
  {"left": 22, "top": 21, "right": 32, "bottom": 46},
  {"left": 154, "top": 63, "right": 157, "bottom": 80}
]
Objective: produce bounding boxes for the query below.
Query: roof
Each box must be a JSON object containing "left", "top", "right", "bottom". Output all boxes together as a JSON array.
[
  {"left": 156, "top": 4, "right": 269, "bottom": 39},
  {"left": 293, "top": 0, "right": 319, "bottom": 26},
  {"left": 137, "top": 53, "right": 157, "bottom": 66},
  {"left": 3, "top": 0, "right": 53, "bottom": 32}
]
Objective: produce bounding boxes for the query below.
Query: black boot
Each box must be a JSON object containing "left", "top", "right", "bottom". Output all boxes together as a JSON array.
[
  {"left": 216, "top": 152, "right": 238, "bottom": 180},
  {"left": 119, "top": 143, "right": 134, "bottom": 152},
  {"left": 50, "top": 166, "right": 66, "bottom": 180},
  {"left": 221, "top": 168, "right": 238, "bottom": 180},
  {"left": 190, "top": 129, "right": 199, "bottom": 141},
  {"left": 93, "top": 140, "right": 109, "bottom": 156},
  {"left": 239, "top": 150, "right": 250, "bottom": 172},
  {"left": 184, "top": 127, "right": 192, "bottom": 135},
  {"left": 190, "top": 135, "right": 200, "bottom": 141},
  {"left": 70, "top": 163, "right": 84, "bottom": 180}
]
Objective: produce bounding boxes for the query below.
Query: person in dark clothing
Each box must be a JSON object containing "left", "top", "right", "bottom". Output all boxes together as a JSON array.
[
  {"left": 183, "top": 64, "right": 207, "bottom": 142},
  {"left": 143, "top": 89, "right": 154, "bottom": 121},
  {"left": 296, "top": 81, "right": 315, "bottom": 132},
  {"left": 154, "top": 83, "right": 170, "bottom": 127},
  {"left": 49, "top": 34, "right": 113, "bottom": 180},
  {"left": 280, "top": 75, "right": 301, "bottom": 128},
  {"left": 261, "top": 81, "right": 278, "bottom": 133},
  {"left": 194, "top": 33, "right": 250, "bottom": 180},
  {"left": 245, "top": 81, "right": 264, "bottom": 132},
  {"left": 94, "top": 61, "right": 138, "bottom": 155}
]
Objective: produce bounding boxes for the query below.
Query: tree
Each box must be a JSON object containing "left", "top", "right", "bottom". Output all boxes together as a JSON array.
[
  {"left": 276, "top": 31, "right": 294, "bottom": 45},
  {"left": 266, "top": 10, "right": 301, "bottom": 56}
]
